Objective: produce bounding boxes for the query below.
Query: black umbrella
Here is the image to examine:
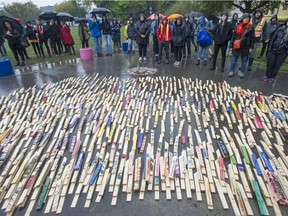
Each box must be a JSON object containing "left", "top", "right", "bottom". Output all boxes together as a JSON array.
[
  {"left": 75, "top": 18, "right": 89, "bottom": 23},
  {"left": 56, "top": 12, "right": 75, "bottom": 22},
  {"left": 0, "top": 16, "right": 24, "bottom": 37},
  {"left": 190, "top": 12, "right": 203, "bottom": 18},
  {"left": 39, "top": 11, "right": 58, "bottom": 21},
  {"left": 90, "top": 7, "right": 111, "bottom": 15}
]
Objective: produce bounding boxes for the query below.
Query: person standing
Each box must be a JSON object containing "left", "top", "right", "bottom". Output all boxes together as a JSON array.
[
  {"left": 47, "top": 18, "right": 62, "bottom": 55},
  {"left": 263, "top": 19, "right": 288, "bottom": 83},
  {"left": 228, "top": 12, "right": 238, "bottom": 56},
  {"left": 78, "top": 21, "right": 90, "bottom": 48},
  {"left": 3, "top": 21, "right": 25, "bottom": 66},
  {"left": 111, "top": 18, "right": 121, "bottom": 53},
  {"left": 195, "top": 16, "right": 212, "bottom": 66},
  {"left": 183, "top": 15, "right": 193, "bottom": 58},
  {"left": 210, "top": 12, "right": 233, "bottom": 72},
  {"left": 88, "top": 15, "right": 102, "bottom": 57},
  {"left": 172, "top": 17, "right": 185, "bottom": 67},
  {"left": 259, "top": 15, "right": 279, "bottom": 58},
  {"left": 127, "top": 17, "right": 136, "bottom": 54},
  {"left": 0, "top": 36, "right": 7, "bottom": 56},
  {"left": 248, "top": 8, "right": 267, "bottom": 71},
  {"left": 25, "top": 21, "right": 41, "bottom": 57},
  {"left": 157, "top": 17, "right": 171, "bottom": 64},
  {"left": 101, "top": 14, "right": 112, "bottom": 56},
  {"left": 135, "top": 14, "right": 150, "bottom": 63},
  {"left": 36, "top": 18, "right": 51, "bottom": 58},
  {"left": 150, "top": 13, "right": 161, "bottom": 61},
  {"left": 190, "top": 16, "right": 198, "bottom": 52},
  {"left": 60, "top": 21, "right": 75, "bottom": 55},
  {"left": 229, "top": 13, "right": 254, "bottom": 78}
]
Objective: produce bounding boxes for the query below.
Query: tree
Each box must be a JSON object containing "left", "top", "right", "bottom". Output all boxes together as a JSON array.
[
  {"left": 3, "top": 2, "right": 41, "bottom": 24},
  {"left": 53, "top": 0, "right": 87, "bottom": 17},
  {"left": 232, "top": 0, "right": 285, "bottom": 14}
]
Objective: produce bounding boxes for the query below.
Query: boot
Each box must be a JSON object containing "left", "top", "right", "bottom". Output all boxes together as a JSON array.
[
  {"left": 195, "top": 59, "right": 200, "bottom": 65},
  {"left": 221, "top": 65, "right": 225, "bottom": 72},
  {"left": 15, "top": 62, "right": 20, "bottom": 66},
  {"left": 248, "top": 58, "right": 253, "bottom": 71}
]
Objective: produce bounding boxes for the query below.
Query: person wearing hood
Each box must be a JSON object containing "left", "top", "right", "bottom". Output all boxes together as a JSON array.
[
  {"left": 172, "top": 17, "right": 185, "bottom": 67},
  {"left": 195, "top": 16, "right": 213, "bottom": 66},
  {"left": 183, "top": 15, "right": 193, "bottom": 58},
  {"left": 229, "top": 13, "right": 254, "bottom": 78},
  {"left": 190, "top": 16, "right": 198, "bottom": 52},
  {"left": 135, "top": 14, "right": 150, "bottom": 62},
  {"left": 248, "top": 8, "right": 267, "bottom": 71},
  {"left": 78, "top": 20, "right": 90, "bottom": 48},
  {"left": 230, "top": 13, "right": 238, "bottom": 30},
  {"left": 210, "top": 12, "right": 233, "bottom": 72},
  {"left": 25, "top": 21, "right": 41, "bottom": 57},
  {"left": 111, "top": 18, "right": 122, "bottom": 53},
  {"left": 259, "top": 15, "right": 279, "bottom": 58},
  {"left": 101, "top": 14, "right": 112, "bottom": 56},
  {"left": 88, "top": 15, "right": 102, "bottom": 57},
  {"left": 263, "top": 19, "right": 288, "bottom": 83},
  {"left": 127, "top": 17, "right": 136, "bottom": 54},
  {"left": 150, "top": 13, "right": 161, "bottom": 61},
  {"left": 157, "top": 17, "right": 171, "bottom": 64}
]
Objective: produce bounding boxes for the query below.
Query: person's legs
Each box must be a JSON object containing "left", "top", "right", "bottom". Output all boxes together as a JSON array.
[
  {"left": 85, "top": 40, "right": 89, "bottom": 48},
  {"left": 259, "top": 41, "right": 268, "bottom": 57},
  {"left": 197, "top": 46, "right": 203, "bottom": 60},
  {"left": 35, "top": 42, "right": 41, "bottom": 57},
  {"left": 38, "top": 38, "right": 45, "bottom": 57},
  {"left": 164, "top": 42, "right": 169, "bottom": 61},
  {"left": 57, "top": 39, "right": 62, "bottom": 55},
  {"left": 0, "top": 45, "right": 4, "bottom": 56},
  {"left": 143, "top": 44, "right": 147, "bottom": 58},
  {"left": 211, "top": 44, "right": 220, "bottom": 69},
  {"left": 248, "top": 42, "right": 259, "bottom": 71},
  {"left": 158, "top": 42, "right": 163, "bottom": 61},
  {"left": 270, "top": 53, "right": 287, "bottom": 79},
  {"left": 174, "top": 46, "right": 179, "bottom": 61},
  {"left": 92, "top": 37, "right": 97, "bottom": 53},
  {"left": 43, "top": 39, "right": 51, "bottom": 57},
  {"left": 221, "top": 43, "right": 228, "bottom": 69},
  {"left": 17, "top": 47, "right": 25, "bottom": 63},
  {"left": 96, "top": 37, "right": 102, "bottom": 55},
  {"left": 10, "top": 44, "right": 20, "bottom": 64},
  {"left": 187, "top": 37, "right": 191, "bottom": 57},
  {"left": 204, "top": 47, "right": 209, "bottom": 61},
  {"left": 107, "top": 35, "right": 112, "bottom": 54},
  {"left": 265, "top": 51, "right": 276, "bottom": 78},
  {"left": 81, "top": 40, "right": 85, "bottom": 48},
  {"left": 153, "top": 35, "right": 159, "bottom": 59},
  {"left": 191, "top": 36, "right": 197, "bottom": 50},
  {"left": 128, "top": 38, "right": 132, "bottom": 52},
  {"left": 229, "top": 55, "right": 239, "bottom": 73},
  {"left": 138, "top": 44, "right": 143, "bottom": 58},
  {"left": 183, "top": 38, "right": 187, "bottom": 57},
  {"left": 178, "top": 46, "right": 183, "bottom": 61},
  {"left": 240, "top": 55, "right": 248, "bottom": 73},
  {"left": 31, "top": 43, "right": 38, "bottom": 56}
]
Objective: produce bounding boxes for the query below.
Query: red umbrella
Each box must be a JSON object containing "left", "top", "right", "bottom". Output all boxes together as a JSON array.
[
  {"left": 147, "top": 13, "right": 165, "bottom": 20},
  {"left": 14, "top": 18, "right": 21, "bottom": 23}
]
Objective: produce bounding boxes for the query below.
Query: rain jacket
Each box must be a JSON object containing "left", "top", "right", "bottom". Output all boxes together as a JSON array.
[
  {"left": 111, "top": 20, "right": 121, "bottom": 42},
  {"left": 101, "top": 19, "right": 111, "bottom": 35},
  {"left": 172, "top": 17, "right": 185, "bottom": 46},
  {"left": 266, "top": 16, "right": 279, "bottom": 41},
  {"left": 135, "top": 15, "right": 150, "bottom": 45},
  {"left": 60, "top": 24, "right": 74, "bottom": 45},
  {"left": 268, "top": 24, "right": 288, "bottom": 54},
  {"left": 212, "top": 18, "right": 233, "bottom": 45},
  {"left": 127, "top": 22, "right": 136, "bottom": 40},
  {"left": 157, "top": 18, "right": 171, "bottom": 42},
  {"left": 88, "top": 20, "right": 101, "bottom": 38}
]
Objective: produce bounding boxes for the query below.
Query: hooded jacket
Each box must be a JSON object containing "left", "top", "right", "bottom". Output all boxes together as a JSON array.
[
  {"left": 88, "top": 19, "right": 101, "bottom": 37},
  {"left": 212, "top": 15, "right": 233, "bottom": 45},
  {"left": 172, "top": 17, "right": 185, "bottom": 46},
  {"left": 127, "top": 20, "right": 136, "bottom": 39},
  {"left": 25, "top": 25, "right": 37, "bottom": 40},
  {"left": 101, "top": 17, "right": 111, "bottom": 35},
  {"left": 268, "top": 21, "right": 288, "bottom": 54},
  {"left": 266, "top": 15, "right": 279, "bottom": 40},
  {"left": 230, "top": 13, "right": 238, "bottom": 30},
  {"left": 135, "top": 14, "right": 150, "bottom": 44},
  {"left": 184, "top": 17, "right": 194, "bottom": 38},
  {"left": 150, "top": 13, "right": 161, "bottom": 36},
  {"left": 251, "top": 8, "right": 267, "bottom": 42},
  {"left": 111, "top": 19, "right": 121, "bottom": 41},
  {"left": 157, "top": 18, "right": 171, "bottom": 42}
]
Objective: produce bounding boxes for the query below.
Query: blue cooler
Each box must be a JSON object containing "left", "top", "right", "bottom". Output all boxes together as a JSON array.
[
  {"left": 122, "top": 42, "right": 128, "bottom": 52},
  {"left": 0, "top": 59, "right": 14, "bottom": 77}
]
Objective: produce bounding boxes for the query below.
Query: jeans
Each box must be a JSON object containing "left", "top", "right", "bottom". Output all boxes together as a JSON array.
[
  {"left": 266, "top": 52, "right": 287, "bottom": 78},
  {"left": 183, "top": 37, "right": 191, "bottom": 57},
  {"left": 128, "top": 38, "right": 135, "bottom": 51},
  {"left": 212, "top": 43, "right": 228, "bottom": 67},
  {"left": 230, "top": 55, "right": 248, "bottom": 73},
  {"left": 138, "top": 44, "right": 147, "bottom": 58},
  {"left": 197, "top": 46, "right": 209, "bottom": 60},
  {"left": 92, "top": 36, "right": 102, "bottom": 54},
  {"left": 159, "top": 42, "right": 169, "bottom": 60},
  {"left": 174, "top": 46, "right": 183, "bottom": 61},
  {"left": 0, "top": 43, "right": 7, "bottom": 55},
  {"left": 103, "top": 34, "right": 112, "bottom": 54}
]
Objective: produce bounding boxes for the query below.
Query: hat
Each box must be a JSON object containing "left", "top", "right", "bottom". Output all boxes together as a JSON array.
[{"left": 254, "top": 8, "right": 264, "bottom": 15}]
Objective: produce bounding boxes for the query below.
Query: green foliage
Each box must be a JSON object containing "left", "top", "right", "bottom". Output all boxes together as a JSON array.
[
  {"left": 3, "top": 2, "right": 42, "bottom": 24},
  {"left": 53, "top": 0, "right": 87, "bottom": 17},
  {"left": 232, "top": 0, "right": 284, "bottom": 14}
]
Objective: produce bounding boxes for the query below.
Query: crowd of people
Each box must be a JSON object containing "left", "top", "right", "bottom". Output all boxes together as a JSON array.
[{"left": 1, "top": 9, "right": 287, "bottom": 82}]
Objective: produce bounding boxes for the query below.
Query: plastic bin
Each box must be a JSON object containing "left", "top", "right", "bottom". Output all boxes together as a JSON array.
[
  {"left": 122, "top": 42, "right": 128, "bottom": 52},
  {"left": 0, "top": 59, "right": 14, "bottom": 77},
  {"left": 79, "top": 48, "right": 93, "bottom": 60}
]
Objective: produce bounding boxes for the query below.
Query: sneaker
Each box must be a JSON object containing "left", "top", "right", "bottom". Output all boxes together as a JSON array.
[
  {"left": 262, "top": 76, "right": 269, "bottom": 81},
  {"left": 175, "top": 61, "right": 180, "bottom": 67},
  {"left": 269, "top": 78, "right": 275, "bottom": 83},
  {"left": 143, "top": 57, "right": 147, "bottom": 62},
  {"left": 165, "top": 59, "right": 169, "bottom": 64},
  {"left": 139, "top": 57, "right": 142, "bottom": 62},
  {"left": 173, "top": 61, "right": 177, "bottom": 66},
  {"left": 238, "top": 71, "right": 244, "bottom": 78},
  {"left": 228, "top": 71, "right": 234, "bottom": 77}
]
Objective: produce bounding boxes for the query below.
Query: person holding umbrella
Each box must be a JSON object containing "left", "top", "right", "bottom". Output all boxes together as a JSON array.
[
  {"left": 47, "top": 18, "right": 62, "bottom": 55},
  {"left": 78, "top": 20, "right": 90, "bottom": 48},
  {"left": 36, "top": 18, "right": 51, "bottom": 58},
  {"left": 135, "top": 14, "right": 150, "bottom": 63},
  {"left": 101, "top": 14, "right": 112, "bottom": 56},
  {"left": 111, "top": 18, "right": 121, "bottom": 53},
  {"left": 60, "top": 21, "right": 75, "bottom": 55},
  {"left": 88, "top": 15, "right": 102, "bottom": 57},
  {"left": 127, "top": 17, "right": 136, "bottom": 54},
  {"left": 25, "top": 21, "right": 41, "bottom": 57},
  {"left": 3, "top": 20, "right": 25, "bottom": 66}
]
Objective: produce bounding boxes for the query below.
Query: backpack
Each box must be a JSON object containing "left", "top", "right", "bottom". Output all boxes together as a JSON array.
[{"left": 196, "top": 29, "right": 212, "bottom": 47}]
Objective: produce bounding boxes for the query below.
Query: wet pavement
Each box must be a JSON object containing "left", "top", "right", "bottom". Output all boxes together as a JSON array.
[
  {"left": 0, "top": 52, "right": 288, "bottom": 216},
  {"left": 0, "top": 51, "right": 287, "bottom": 97}
]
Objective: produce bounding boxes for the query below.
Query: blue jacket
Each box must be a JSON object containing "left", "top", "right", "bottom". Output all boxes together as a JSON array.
[{"left": 88, "top": 20, "right": 101, "bottom": 38}]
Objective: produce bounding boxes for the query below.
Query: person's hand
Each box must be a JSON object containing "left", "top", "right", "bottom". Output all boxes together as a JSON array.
[
  {"left": 249, "top": 48, "right": 253, "bottom": 53},
  {"left": 6, "top": 31, "right": 12, "bottom": 36},
  {"left": 141, "top": 34, "right": 145, "bottom": 38},
  {"left": 265, "top": 40, "right": 269, "bottom": 43}
]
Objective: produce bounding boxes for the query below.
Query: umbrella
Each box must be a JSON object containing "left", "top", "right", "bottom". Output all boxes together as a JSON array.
[
  {"left": 90, "top": 7, "right": 111, "bottom": 15},
  {"left": 39, "top": 11, "right": 58, "bottom": 21},
  {"left": 0, "top": 16, "right": 24, "bottom": 37},
  {"left": 147, "top": 13, "right": 166, "bottom": 20},
  {"left": 75, "top": 17, "right": 89, "bottom": 23},
  {"left": 56, "top": 12, "right": 75, "bottom": 22},
  {"left": 167, "top": 14, "right": 183, "bottom": 21},
  {"left": 14, "top": 18, "right": 21, "bottom": 24},
  {"left": 190, "top": 12, "right": 203, "bottom": 18}
]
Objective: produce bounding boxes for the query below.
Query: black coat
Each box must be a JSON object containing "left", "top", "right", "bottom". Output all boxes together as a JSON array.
[
  {"left": 111, "top": 23, "right": 121, "bottom": 41},
  {"left": 4, "top": 28, "right": 21, "bottom": 46},
  {"left": 0, "top": 36, "right": 4, "bottom": 45},
  {"left": 268, "top": 25, "right": 288, "bottom": 54},
  {"left": 25, "top": 26, "right": 37, "bottom": 40},
  {"left": 47, "top": 23, "right": 61, "bottom": 40},
  {"left": 212, "top": 21, "right": 233, "bottom": 45},
  {"left": 127, "top": 23, "right": 136, "bottom": 39},
  {"left": 101, "top": 20, "right": 111, "bottom": 35},
  {"left": 184, "top": 21, "right": 194, "bottom": 38},
  {"left": 172, "top": 23, "right": 185, "bottom": 47},
  {"left": 135, "top": 20, "right": 150, "bottom": 45},
  {"left": 231, "top": 22, "right": 255, "bottom": 56}
]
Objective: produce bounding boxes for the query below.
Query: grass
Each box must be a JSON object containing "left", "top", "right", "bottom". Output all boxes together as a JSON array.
[{"left": 1, "top": 26, "right": 287, "bottom": 73}]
